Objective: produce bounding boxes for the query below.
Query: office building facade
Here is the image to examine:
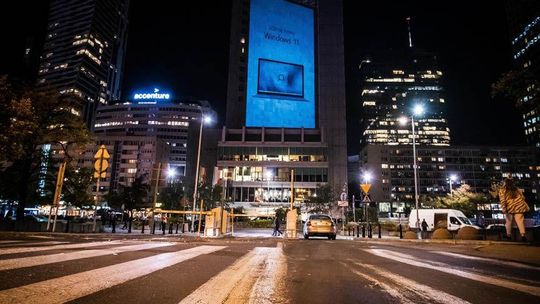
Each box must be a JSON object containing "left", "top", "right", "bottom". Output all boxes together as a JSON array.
[
  {"left": 505, "top": 1, "right": 540, "bottom": 146},
  {"left": 37, "top": 0, "right": 130, "bottom": 125},
  {"left": 222, "top": 0, "right": 347, "bottom": 213},
  {"left": 354, "top": 144, "right": 540, "bottom": 219},
  {"left": 93, "top": 98, "right": 214, "bottom": 177},
  {"left": 359, "top": 49, "right": 451, "bottom": 147}
]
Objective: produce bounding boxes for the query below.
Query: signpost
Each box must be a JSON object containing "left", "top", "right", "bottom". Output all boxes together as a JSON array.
[
  {"left": 93, "top": 145, "right": 110, "bottom": 232},
  {"left": 360, "top": 182, "right": 372, "bottom": 224}
]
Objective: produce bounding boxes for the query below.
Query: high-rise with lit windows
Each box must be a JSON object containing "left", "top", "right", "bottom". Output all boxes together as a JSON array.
[
  {"left": 359, "top": 48, "right": 451, "bottom": 147},
  {"left": 220, "top": 0, "right": 347, "bottom": 215},
  {"left": 37, "top": 0, "right": 130, "bottom": 126},
  {"left": 505, "top": 1, "right": 540, "bottom": 147}
]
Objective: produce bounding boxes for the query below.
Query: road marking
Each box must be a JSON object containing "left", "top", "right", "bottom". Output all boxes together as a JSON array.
[
  {"left": 350, "top": 262, "right": 471, "bottom": 304},
  {"left": 0, "top": 242, "right": 175, "bottom": 271},
  {"left": 0, "top": 240, "right": 122, "bottom": 255},
  {"left": 248, "top": 243, "right": 287, "bottom": 304},
  {"left": 431, "top": 251, "right": 540, "bottom": 271},
  {"left": 0, "top": 245, "right": 226, "bottom": 304},
  {"left": 365, "top": 249, "right": 540, "bottom": 298},
  {"left": 180, "top": 244, "right": 286, "bottom": 304},
  {"left": 0, "top": 240, "right": 24, "bottom": 244}
]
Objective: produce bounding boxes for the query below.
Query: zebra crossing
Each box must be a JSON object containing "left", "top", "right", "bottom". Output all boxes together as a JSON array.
[
  {"left": 0, "top": 239, "right": 539, "bottom": 304},
  {"left": 0, "top": 239, "right": 286, "bottom": 304}
]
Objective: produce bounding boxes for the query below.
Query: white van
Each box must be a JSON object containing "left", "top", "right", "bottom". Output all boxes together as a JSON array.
[{"left": 409, "top": 209, "right": 480, "bottom": 231}]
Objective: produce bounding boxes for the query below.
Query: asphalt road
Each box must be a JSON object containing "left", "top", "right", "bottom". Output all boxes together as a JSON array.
[{"left": 0, "top": 234, "right": 539, "bottom": 304}]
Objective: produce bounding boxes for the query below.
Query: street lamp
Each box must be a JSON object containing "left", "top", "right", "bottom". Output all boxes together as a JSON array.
[
  {"left": 362, "top": 172, "right": 372, "bottom": 184},
  {"left": 191, "top": 113, "right": 213, "bottom": 232},
  {"left": 448, "top": 174, "right": 458, "bottom": 195},
  {"left": 166, "top": 167, "right": 177, "bottom": 180},
  {"left": 399, "top": 104, "right": 425, "bottom": 237},
  {"left": 359, "top": 59, "right": 371, "bottom": 70}
]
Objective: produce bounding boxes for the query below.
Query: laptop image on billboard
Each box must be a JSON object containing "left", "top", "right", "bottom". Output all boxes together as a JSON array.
[{"left": 257, "top": 59, "right": 304, "bottom": 98}]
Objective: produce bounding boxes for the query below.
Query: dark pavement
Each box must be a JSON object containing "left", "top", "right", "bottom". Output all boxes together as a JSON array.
[{"left": 0, "top": 233, "right": 539, "bottom": 303}]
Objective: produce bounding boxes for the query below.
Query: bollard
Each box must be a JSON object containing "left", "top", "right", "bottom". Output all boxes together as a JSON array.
[
  {"left": 141, "top": 220, "right": 145, "bottom": 234},
  {"left": 368, "top": 224, "right": 372, "bottom": 238},
  {"left": 111, "top": 219, "right": 116, "bottom": 233},
  {"left": 378, "top": 223, "right": 382, "bottom": 238},
  {"left": 162, "top": 222, "right": 165, "bottom": 235},
  {"left": 176, "top": 223, "right": 179, "bottom": 234},
  {"left": 399, "top": 224, "right": 403, "bottom": 239},
  {"left": 152, "top": 221, "right": 156, "bottom": 234},
  {"left": 182, "top": 223, "right": 185, "bottom": 233},
  {"left": 362, "top": 225, "right": 366, "bottom": 238},
  {"left": 348, "top": 228, "right": 351, "bottom": 236},
  {"left": 169, "top": 223, "right": 173, "bottom": 234},
  {"left": 356, "top": 226, "right": 360, "bottom": 238},
  {"left": 65, "top": 219, "right": 70, "bottom": 233}
]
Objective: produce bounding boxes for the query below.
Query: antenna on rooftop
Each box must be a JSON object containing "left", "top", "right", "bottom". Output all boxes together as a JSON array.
[{"left": 406, "top": 17, "right": 413, "bottom": 48}]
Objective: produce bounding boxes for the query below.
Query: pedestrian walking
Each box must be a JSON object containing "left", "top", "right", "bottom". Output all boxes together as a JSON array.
[
  {"left": 121, "top": 212, "right": 128, "bottom": 230},
  {"left": 421, "top": 218, "right": 428, "bottom": 238},
  {"left": 273, "top": 216, "right": 282, "bottom": 236},
  {"left": 497, "top": 178, "right": 530, "bottom": 242}
]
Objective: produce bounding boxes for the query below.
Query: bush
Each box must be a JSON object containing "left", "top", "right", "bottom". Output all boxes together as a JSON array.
[
  {"left": 247, "top": 219, "right": 273, "bottom": 228},
  {"left": 380, "top": 221, "right": 398, "bottom": 232}
]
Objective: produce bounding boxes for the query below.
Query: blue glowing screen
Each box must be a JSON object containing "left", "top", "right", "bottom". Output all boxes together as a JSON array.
[{"left": 246, "top": 0, "right": 315, "bottom": 128}]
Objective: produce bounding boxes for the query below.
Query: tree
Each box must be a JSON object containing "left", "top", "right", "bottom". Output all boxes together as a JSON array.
[
  {"left": 0, "top": 76, "right": 92, "bottom": 225},
  {"left": 107, "top": 176, "right": 150, "bottom": 233},
  {"left": 198, "top": 182, "right": 224, "bottom": 210},
  {"left": 492, "top": 69, "right": 540, "bottom": 109},
  {"left": 158, "top": 182, "right": 185, "bottom": 210},
  {"left": 62, "top": 166, "right": 94, "bottom": 209},
  {"left": 423, "top": 184, "right": 489, "bottom": 217},
  {"left": 305, "top": 184, "right": 336, "bottom": 213}
]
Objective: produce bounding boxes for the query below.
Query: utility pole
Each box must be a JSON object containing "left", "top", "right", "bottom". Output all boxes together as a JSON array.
[{"left": 47, "top": 162, "right": 66, "bottom": 232}]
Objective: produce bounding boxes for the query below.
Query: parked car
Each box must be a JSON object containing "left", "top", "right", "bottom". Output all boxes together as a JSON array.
[
  {"left": 303, "top": 214, "right": 337, "bottom": 240},
  {"left": 486, "top": 224, "right": 506, "bottom": 230}
]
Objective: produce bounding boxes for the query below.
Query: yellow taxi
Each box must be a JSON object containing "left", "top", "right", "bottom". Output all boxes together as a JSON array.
[{"left": 303, "top": 214, "right": 337, "bottom": 240}]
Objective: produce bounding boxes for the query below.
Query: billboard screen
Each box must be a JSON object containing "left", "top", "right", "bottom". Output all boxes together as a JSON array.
[{"left": 246, "top": 0, "right": 315, "bottom": 128}]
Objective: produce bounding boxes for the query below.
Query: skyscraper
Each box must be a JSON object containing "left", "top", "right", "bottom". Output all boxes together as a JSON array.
[
  {"left": 505, "top": 0, "right": 540, "bottom": 147},
  {"left": 37, "top": 0, "right": 130, "bottom": 126},
  {"left": 359, "top": 48, "right": 451, "bottom": 147},
  {"left": 219, "top": 0, "right": 347, "bottom": 214}
]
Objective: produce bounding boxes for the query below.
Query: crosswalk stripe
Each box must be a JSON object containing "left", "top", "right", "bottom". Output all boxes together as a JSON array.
[
  {"left": 365, "top": 249, "right": 540, "bottom": 298},
  {"left": 350, "top": 262, "right": 471, "bottom": 304},
  {"left": 0, "top": 241, "right": 68, "bottom": 250},
  {"left": 431, "top": 251, "right": 540, "bottom": 271},
  {"left": 0, "top": 245, "right": 226, "bottom": 304},
  {"left": 0, "top": 241, "right": 122, "bottom": 255},
  {"left": 0, "top": 241, "right": 24, "bottom": 245},
  {"left": 179, "top": 245, "right": 285, "bottom": 304},
  {"left": 0, "top": 242, "right": 175, "bottom": 271}
]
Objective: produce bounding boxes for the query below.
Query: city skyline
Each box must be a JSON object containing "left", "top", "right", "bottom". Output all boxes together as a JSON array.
[{"left": 0, "top": 0, "right": 528, "bottom": 149}]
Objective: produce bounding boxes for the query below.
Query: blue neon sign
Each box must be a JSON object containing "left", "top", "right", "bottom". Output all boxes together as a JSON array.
[{"left": 133, "top": 88, "right": 171, "bottom": 100}]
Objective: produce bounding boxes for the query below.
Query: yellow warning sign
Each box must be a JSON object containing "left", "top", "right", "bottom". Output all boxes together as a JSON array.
[{"left": 360, "top": 183, "right": 371, "bottom": 194}]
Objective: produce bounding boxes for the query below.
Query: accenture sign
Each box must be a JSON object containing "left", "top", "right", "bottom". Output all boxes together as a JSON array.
[{"left": 133, "top": 88, "right": 170, "bottom": 100}]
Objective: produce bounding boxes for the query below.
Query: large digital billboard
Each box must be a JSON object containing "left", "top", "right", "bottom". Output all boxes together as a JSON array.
[{"left": 246, "top": 0, "right": 315, "bottom": 128}]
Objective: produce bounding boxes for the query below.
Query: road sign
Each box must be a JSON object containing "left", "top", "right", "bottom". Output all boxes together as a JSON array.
[
  {"left": 94, "top": 145, "right": 110, "bottom": 159},
  {"left": 93, "top": 145, "right": 110, "bottom": 179},
  {"left": 338, "top": 200, "right": 348, "bottom": 207},
  {"left": 362, "top": 194, "right": 371, "bottom": 202},
  {"left": 360, "top": 183, "right": 371, "bottom": 194}
]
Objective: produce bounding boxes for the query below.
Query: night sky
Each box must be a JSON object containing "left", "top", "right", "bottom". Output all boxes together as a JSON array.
[{"left": 0, "top": 0, "right": 526, "bottom": 154}]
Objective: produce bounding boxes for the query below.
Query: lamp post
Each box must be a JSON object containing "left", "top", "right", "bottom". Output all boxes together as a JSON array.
[
  {"left": 191, "top": 114, "right": 212, "bottom": 232},
  {"left": 359, "top": 59, "right": 371, "bottom": 70},
  {"left": 362, "top": 172, "right": 372, "bottom": 223},
  {"left": 399, "top": 104, "right": 424, "bottom": 238},
  {"left": 448, "top": 174, "right": 457, "bottom": 196}
]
